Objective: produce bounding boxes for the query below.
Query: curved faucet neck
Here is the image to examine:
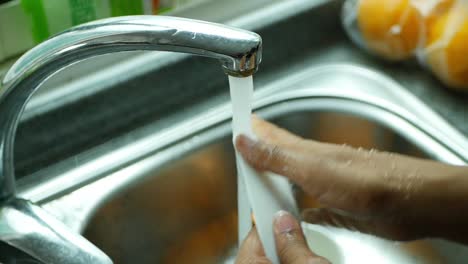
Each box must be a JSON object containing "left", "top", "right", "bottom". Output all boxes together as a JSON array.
[
  {"left": 0, "top": 15, "right": 262, "bottom": 264},
  {"left": 0, "top": 15, "right": 262, "bottom": 200}
]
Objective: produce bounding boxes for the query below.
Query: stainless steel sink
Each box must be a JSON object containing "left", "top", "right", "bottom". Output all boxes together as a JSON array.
[
  {"left": 31, "top": 64, "right": 468, "bottom": 264},
  {"left": 5, "top": 0, "right": 468, "bottom": 263}
]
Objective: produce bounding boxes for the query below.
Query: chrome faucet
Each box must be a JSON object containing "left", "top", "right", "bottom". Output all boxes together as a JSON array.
[{"left": 0, "top": 15, "right": 262, "bottom": 263}]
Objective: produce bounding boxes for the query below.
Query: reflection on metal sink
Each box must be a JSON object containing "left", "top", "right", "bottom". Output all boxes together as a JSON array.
[
  {"left": 37, "top": 64, "right": 467, "bottom": 264},
  {"left": 83, "top": 111, "right": 435, "bottom": 264}
]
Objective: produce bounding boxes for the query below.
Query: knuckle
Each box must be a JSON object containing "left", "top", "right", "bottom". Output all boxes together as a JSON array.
[
  {"left": 270, "top": 144, "right": 282, "bottom": 158},
  {"left": 253, "top": 257, "right": 273, "bottom": 264},
  {"left": 245, "top": 141, "right": 269, "bottom": 167},
  {"left": 237, "top": 256, "right": 271, "bottom": 264},
  {"left": 278, "top": 241, "right": 303, "bottom": 263},
  {"left": 253, "top": 143, "right": 283, "bottom": 169},
  {"left": 267, "top": 144, "right": 283, "bottom": 165},
  {"left": 255, "top": 258, "right": 271, "bottom": 264}
]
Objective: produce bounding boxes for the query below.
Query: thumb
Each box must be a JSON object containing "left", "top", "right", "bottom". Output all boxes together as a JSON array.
[{"left": 273, "top": 211, "right": 330, "bottom": 264}]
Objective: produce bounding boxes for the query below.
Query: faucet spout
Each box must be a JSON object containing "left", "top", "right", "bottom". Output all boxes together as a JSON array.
[
  {"left": 4, "top": 15, "right": 262, "bottom": 84},
  {"left": 0, "top": 15, "right": 262, "bottom": 263}
]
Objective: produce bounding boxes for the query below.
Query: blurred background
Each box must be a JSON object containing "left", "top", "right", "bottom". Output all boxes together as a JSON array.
[{"left": 0, "top": 0, "right": 207, "bottom": 60}]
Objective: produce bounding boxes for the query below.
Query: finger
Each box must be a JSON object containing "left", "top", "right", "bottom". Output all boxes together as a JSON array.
[
  {"left": 236, "top": 228, "right": 272, "bottom": 264},
  {"left": 251, "top": 116, "right": 303, "bottom": 148},
  {"left": 236, "top": 135, "right": 391, "bottom": 211},
  {"left": 236, "top": 134, "right": 333, "bottom": 190},
  {"left": 274, "top": 210, "right": 331, "bottom": 264},
  {"left": 235, "top": 134, "right": 300, "bottom": 178}
]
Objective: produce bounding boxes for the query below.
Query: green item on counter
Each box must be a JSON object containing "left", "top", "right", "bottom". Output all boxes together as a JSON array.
[
  {"left": 0, "top": 0, "right": 35, "bottom": 60},
  {"left": 20, "top": 0, "right": 111, "bottom": 44},
  {"left": 19, "top": 0, "right": 173, "bottom": 44},
  {"left": 109, "top": 0, "right": 143, "bottom": 16},
  {"left": 21, "top": 0, "right": 49, "bottom": 43},
  {"left": 69, "top": 0, "right": 97, "bottom": 24},
  {"left": 1, "top": 0, "right": 202, "bottom": 62}
]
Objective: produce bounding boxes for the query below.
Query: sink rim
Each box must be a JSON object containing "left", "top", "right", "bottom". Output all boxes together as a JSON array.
[{"left": 18, "top": 64, "right": 468, "bottom": 205}]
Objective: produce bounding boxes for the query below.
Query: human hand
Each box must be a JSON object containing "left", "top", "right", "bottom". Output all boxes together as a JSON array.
[
  {"left": 235, "top": 116, "right": 468, "bottom": 243},
  {"left": 235, "top": 210, "right": 330, "bottom": 264}
]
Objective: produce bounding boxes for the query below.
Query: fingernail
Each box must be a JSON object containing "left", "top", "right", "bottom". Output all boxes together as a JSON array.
[{"left": 274, "top": 210, "right": 298, "bottom": 234}]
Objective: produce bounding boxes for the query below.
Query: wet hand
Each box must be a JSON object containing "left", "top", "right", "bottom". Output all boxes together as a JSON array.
[
  {"left": 235, "top": 116, "right": 468, "bottom": 243},
  {"left": 235, "top": 211, "right": 330, "bottom": 264}
]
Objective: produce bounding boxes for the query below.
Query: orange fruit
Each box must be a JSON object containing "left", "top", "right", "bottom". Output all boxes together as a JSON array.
[
  {"left": 357, "top": 0, "right": 423, "bottom": 60},
  {"left": 424, "top": 5, "right": 468, "bottom": 90},
  {"left": 424, "top": 0, "right": 454, "bottom": 30}
]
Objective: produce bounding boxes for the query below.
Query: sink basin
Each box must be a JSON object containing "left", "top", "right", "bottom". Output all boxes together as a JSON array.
[
  {"left": 68, "top": 64, "right": 467, "bottom": 264},
  {"left": 4, "top": 0, "right": 467, "bottom": 263},
  {"left": 80, "top": 112, "right": 437, "bottom": 264}
]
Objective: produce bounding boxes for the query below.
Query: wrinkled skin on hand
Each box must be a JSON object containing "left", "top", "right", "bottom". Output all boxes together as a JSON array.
[
  {"left": 235, "top": 211, "right": 330, "bottom": 264},
  {"left": 236, "top": 116, "right": 468, "bottom": 244}
]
